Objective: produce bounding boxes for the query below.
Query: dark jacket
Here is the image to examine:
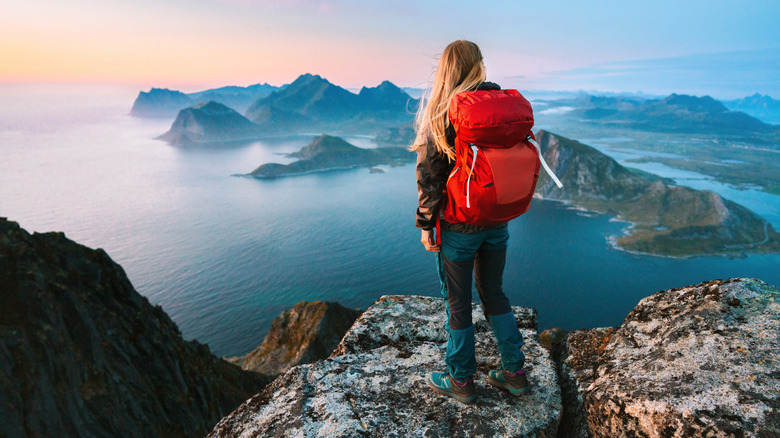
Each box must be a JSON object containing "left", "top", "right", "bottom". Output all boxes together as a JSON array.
[{"left": 415, "top": 81, "right": 507, "bottom": 233}]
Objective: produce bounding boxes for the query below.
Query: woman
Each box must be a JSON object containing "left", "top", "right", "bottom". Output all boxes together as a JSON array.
[{"left": 413, "top": 40, "right": 530, "bottom": 404}]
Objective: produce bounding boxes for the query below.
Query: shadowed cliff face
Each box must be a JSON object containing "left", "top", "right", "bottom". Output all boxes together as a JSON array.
[
  {"left": 229, "top": 300, "right": 362, "bottom": 376},
  {"left": 0, "top": 218, "right": 268, "bottom": 438}
]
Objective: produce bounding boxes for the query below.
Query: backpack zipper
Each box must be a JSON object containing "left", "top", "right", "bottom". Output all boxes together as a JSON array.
[{"left": 466, "top": 144, "right": 479, "bottom": 208}]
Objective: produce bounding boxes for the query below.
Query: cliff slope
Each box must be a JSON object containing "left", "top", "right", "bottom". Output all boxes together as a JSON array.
[{"left": 0, "top": 218, "right": 268, "bottom": 438}]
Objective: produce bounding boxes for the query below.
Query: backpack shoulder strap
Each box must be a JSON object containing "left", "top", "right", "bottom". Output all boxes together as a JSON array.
[{"left": 526, "top": 136, "right": 564, "bottom": 188}]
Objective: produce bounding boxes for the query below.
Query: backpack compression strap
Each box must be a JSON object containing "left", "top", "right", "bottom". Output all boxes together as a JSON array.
[
  {"left": 436, "top": 211, "right": 442, "bottom": 246},
  {"left": 526, "top": 136, "right": 564, "bottom": 189}
]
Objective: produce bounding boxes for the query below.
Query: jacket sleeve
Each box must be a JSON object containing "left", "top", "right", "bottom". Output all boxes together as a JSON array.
[{"left": 416, "top": 139, "right": 451, "bottom": 230}]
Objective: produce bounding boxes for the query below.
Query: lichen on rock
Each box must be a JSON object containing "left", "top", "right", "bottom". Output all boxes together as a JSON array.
[
  {"left": 558, "top": 327, "right": 616, "bottom": 438},
  {"left": 208, "top": 295, "right": 560, "bottom": 438},
  {"left": 583, "top": 278, "right": 780, "bottom": 437}
]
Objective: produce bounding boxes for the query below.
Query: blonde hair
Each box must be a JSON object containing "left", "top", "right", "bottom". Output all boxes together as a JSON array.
[{"left": 412, "top": 40, "right": 486, "bottom": 162}]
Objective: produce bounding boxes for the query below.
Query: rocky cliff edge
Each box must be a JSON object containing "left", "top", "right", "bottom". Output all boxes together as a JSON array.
[
  {"left": 208, "top": 295, "right": 561, "bottom": 437},
  {"left": 210, "top": 278, "right": 780, "bottom": 438},
  {"left": 560, "top": 278, "right": 779, "bottom": 437}
]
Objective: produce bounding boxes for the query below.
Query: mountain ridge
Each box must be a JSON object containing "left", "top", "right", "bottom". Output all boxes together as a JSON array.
[
  {"left": 157, "top": 75, "right": 418, "bottom": 144},
  {"left": 131, "top": 83, "right": 282, "bottom": 118},
  {"left": 244, "top": 74, "right": 418, "bottom": 135}
]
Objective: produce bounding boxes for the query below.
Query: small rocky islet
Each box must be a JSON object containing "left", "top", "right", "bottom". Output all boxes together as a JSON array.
[
  {"left": 1, "top": 218, "right": 778, "bottom": 437},
  {"left": 248, "top": 134, "right": 415, "bottom": 178}
]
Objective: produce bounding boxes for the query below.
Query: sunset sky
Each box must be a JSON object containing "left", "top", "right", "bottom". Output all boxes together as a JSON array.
[{"left": 2, "top": 0, "right": 779, "bottom": 98}]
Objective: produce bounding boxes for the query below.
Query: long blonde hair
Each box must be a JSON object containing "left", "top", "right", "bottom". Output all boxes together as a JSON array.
[{"left": 412, "top": 40, "right": 486, "bottom": 162}]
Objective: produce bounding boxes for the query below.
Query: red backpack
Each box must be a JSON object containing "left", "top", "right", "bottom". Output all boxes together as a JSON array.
[{"left": 439, "top": 89, "right": 562, "bottom": 229}]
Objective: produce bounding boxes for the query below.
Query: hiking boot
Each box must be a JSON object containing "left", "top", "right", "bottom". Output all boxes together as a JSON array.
[
  {"left": 426, "top": 372, "right": 476, "bottom": 404},
  {"left": 487, "top": 369, "right": 530, "bottom": 396}
]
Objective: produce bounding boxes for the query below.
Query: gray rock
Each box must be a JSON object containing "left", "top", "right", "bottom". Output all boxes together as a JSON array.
[
  {"left": 331, "top": 295, "right": 537, "bottom": 357},
  {"left": 208, "top": 295, "right": 560, "bottom": 437},
  {"left": 584, "top": 278, "right": 780, "bottom": 437}
]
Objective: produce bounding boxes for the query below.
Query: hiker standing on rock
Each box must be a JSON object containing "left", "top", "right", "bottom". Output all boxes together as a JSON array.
[{"left": 413, "top": 39, "right": 550, "bottom": 404}]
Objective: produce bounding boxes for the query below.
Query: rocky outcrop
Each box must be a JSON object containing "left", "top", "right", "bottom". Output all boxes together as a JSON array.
[
  {"left": 535, "top": 130, "right": 780, "bottom": 257},
  {"left": 0, "top": 218, "right": 268, "bottom": 438},
  {"left": 560, "top": 278, "right": 779, "bottom": 437},
  {"left": 208, "top": 295, "right": 561, "bottom": 437},
  {"left": 229, "top": 301, "right": 361, "bottom": 376}
]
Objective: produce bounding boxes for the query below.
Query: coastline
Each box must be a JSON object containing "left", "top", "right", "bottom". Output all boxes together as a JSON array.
[{"left": 533, "top": 194, "right": 759, "bottom": 259}]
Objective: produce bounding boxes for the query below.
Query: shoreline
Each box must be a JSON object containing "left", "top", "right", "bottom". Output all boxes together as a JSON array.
[{"left": 533, "top": 195, "right": 760, "bottom": 259}]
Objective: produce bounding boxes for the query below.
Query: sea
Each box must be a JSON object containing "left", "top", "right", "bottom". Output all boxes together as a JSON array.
[{"left": 2, "top": 84, "right": 779, "bottom": 357}]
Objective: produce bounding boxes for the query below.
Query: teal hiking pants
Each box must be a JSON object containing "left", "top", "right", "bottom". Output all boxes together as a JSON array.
[{"left": 436, "top": 227, "right": 525, "bottom": 380}]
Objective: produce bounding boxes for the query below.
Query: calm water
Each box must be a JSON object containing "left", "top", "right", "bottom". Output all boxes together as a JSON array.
[{"left": 2, "top": 84, "right": 779, "bottom": 357}]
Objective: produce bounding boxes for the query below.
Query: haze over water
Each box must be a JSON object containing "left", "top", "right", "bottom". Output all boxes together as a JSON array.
[{"left": 2, "top": 84, "right": 779, "bottom": 357}]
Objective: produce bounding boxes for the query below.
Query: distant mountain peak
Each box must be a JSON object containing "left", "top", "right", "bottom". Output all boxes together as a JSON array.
[
  {"left": 291, "top": 73, "right": 329, "bottom": 86},
  {"left": 191, "top": 100, "right": 240, "bottom": 115},
  {"left": 659, "top": 94, "right": 727, "bottom": 113}
]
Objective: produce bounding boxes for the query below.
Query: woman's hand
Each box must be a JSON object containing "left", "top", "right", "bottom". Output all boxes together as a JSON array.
[{"left": 421, "top": 229, "right": 440, "bottom": 252}]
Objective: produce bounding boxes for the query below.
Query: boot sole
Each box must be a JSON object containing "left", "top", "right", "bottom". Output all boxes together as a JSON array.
[
  {"left": 427, "top": 381, "right": 476, "bottom": 404},
  {"left": 487, "top": 376, "right": 531, "bottom": 396}
]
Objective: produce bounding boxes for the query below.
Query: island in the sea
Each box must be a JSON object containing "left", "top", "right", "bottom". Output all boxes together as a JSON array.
[
  {"left": 248, "top": 135, "right": 415, "bottom": 178},
  {"left": 157, "top": 101, "right": 262, "bottom": 145}
]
